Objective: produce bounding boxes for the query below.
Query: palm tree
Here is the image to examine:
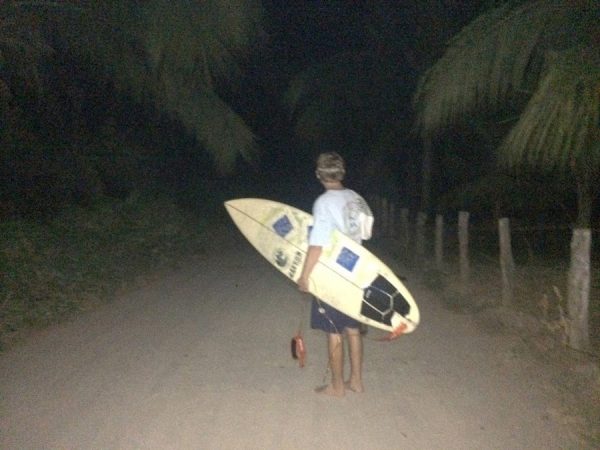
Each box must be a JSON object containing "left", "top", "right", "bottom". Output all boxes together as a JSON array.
[
  {"left": 414, "top": 0, "right": 599, "bottom": 350},
  {"left": 1, "top": 0, "right": 265, "bottom": 174}
]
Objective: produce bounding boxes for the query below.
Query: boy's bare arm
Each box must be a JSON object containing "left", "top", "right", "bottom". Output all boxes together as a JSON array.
[{"left": 298, "top": 245, "right": 322, "bottom": 292}]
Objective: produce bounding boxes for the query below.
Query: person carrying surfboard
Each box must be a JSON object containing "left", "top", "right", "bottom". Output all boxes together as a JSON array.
[{"left": 298, "top": 151, "right": 373, "bottom": 397}]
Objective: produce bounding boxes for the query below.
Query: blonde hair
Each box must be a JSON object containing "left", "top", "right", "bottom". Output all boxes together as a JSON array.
[{"left": 316, "top": 152, "right": 345, "bottom": 182}]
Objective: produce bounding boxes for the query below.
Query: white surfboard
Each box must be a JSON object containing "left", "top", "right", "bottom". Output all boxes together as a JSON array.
[{"left": 225, "top": 198, "right": 420, "bottom": 337}]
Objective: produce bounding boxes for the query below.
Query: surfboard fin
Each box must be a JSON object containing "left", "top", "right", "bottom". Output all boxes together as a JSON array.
[{"left": 382, "top": 323, "right": 408, "bottom": 341}]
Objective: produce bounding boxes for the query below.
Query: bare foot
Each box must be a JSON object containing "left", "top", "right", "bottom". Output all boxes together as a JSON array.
[
  {"left": 344, "top": 380, "right": 364, "bottom": 393},
  {"left": 315, "top": 384, "right": 345, "bottom": 397}
]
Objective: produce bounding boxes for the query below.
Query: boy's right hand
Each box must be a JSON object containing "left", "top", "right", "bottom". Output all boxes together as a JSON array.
[{"left": 297, "top": 276, "right": 310, "bottom": 293}]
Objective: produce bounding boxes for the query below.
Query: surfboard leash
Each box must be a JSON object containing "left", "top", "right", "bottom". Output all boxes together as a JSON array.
[{"left": 291, "top": 296, "right": 308, "bottom": 368}]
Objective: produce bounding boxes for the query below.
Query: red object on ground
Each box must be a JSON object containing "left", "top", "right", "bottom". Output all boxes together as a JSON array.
[{"left": 291, "top": 333, "right": 306, "bottom": 367}]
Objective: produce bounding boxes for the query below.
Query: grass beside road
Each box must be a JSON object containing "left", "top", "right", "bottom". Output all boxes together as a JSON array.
[{"left": 0, "top": 194, "right": 208, "bottom": 349}]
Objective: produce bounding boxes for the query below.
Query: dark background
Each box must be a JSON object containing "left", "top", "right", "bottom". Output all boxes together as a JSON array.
[{"left": 0, "top": 1, "right": 594, "bottom": 224}]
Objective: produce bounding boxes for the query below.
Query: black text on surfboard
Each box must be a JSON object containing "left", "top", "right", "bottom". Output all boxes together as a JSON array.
[{"left": 288, "top": 250, "right": 303, "bottom": 279}]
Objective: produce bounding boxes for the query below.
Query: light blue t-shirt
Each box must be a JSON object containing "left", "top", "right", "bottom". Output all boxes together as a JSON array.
[{"left": 309, "top": 189, "right": 372, "bottom": 246}]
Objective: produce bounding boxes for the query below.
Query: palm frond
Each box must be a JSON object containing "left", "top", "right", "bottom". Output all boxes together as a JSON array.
[
  {"left": 140, "top": 1, "right": 263, "bottom": 173},
  {"left": 413, "top": 0, "right": 594, "bottom": 139},
  {"left": 501, "top": 47, "right": 600, "bottom": 171},
  {"left": 162, "top": 81, "right": 258, "bottom": 174},
  {"left": 1, "top": 0, "right": 265, "bottom": 174},
  {"left": 139, "top": 0, "right": 264, "bottom": 86},
  {"left": 102, "top": 0, "right": 264, "bottom": 173}
]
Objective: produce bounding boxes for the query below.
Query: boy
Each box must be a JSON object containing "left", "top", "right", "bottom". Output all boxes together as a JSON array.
[{"left": 298, "top": 152, "right": 373, "bottom": 397}]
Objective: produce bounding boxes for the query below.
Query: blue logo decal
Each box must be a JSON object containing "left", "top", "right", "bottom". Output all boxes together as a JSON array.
[
  {"left": 337, "top": 247, "right": 359, "bottom": 272},
  {"left": 273, "top": 215, "right": 293, "bottom": 237}
]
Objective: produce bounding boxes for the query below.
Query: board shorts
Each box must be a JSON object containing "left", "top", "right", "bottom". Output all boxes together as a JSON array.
[{"left": 310, "top": 297, "right": 360, "bottom": 334}]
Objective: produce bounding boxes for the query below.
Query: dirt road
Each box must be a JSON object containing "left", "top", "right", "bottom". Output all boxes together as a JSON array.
[{"left": 1, "top": 226, "right": 595, "bottom": 449}]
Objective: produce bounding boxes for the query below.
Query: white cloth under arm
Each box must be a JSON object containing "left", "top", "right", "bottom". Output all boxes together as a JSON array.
[{"left": 309, "top": 189, "right": 373, "bottom": 246}]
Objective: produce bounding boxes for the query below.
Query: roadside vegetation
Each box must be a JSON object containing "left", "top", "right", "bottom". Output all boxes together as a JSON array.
[
  {"left": 0, "top": 194, "right": 208, "bottom": 349},
  {"left": 1, "top": 1, "right": 254, "bottom": 349}
]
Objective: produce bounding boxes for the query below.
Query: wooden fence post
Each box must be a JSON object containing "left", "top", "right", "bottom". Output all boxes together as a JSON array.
[
  {"left": 567, "top": 228, "right": 591, "bottom": 350},
  {"left": 435, "top": 214, "right": 444, "bottom": 270},
  {"left": 458, "top": 211, "right": 470, "bottom": 288},
  {"left": 498, "top": 218, "right": 515, "bottom": 306}
]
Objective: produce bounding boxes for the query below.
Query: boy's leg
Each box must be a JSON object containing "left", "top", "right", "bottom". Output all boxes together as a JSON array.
[
  {"left": 316, "top": 332, "right": 345, "bottom": 396},
  {"left": 345, "top": 327, "right": 364, "bottom": 393}
]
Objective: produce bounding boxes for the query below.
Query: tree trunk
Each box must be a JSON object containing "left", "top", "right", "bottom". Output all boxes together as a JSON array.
[
  {"left": 566, "top": 168, "right": 595, "bottom": 350},
  {"left": 381, "top": 197, "right": 389, "bottom": 237},
  {"left": 421, "top": 137, "right": 432, "bottom": 213},
  {"left": 458, "top": 211, "right": 470, "bottom": 289},
  {"left": 388, "top": 202, "right": 396, "bottom": 239},
  {"left": 416, "top": 211, "right": 427, "bottom": 264},
  {"left": 575, "top": 167, "right": 594, "bottom": 228},
  {"left": 567, "top": 228, "right": 591, "bottom": 351},
  {"left": 498, "top": 218, "right": 515, "bottom": 307},
  {"left": 435, "top": 214, "right": 444, "bottom": 270},
  {"left": 400, "top": 208, "right": 409, "bottom": 254}
]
